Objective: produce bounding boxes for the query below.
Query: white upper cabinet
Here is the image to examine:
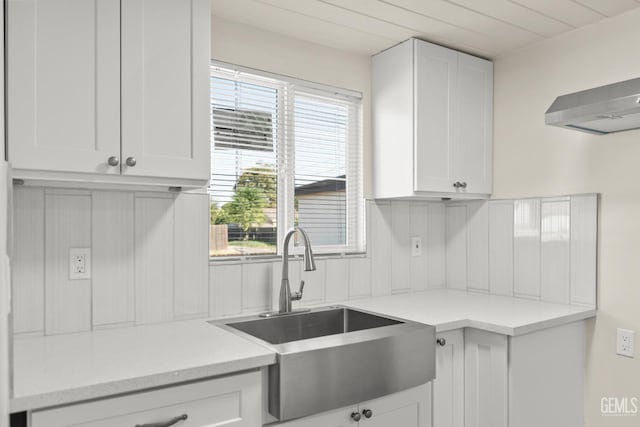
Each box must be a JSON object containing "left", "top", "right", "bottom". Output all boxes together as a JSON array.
[
  {"left": 372, "top": 39, "right": 493, "bottom": 199},
  {"left": 414, "top": 41, "right": 457, "bottom": 194},
  {"left": 7, "top": 0, "right": 210, "bottom": 188},
  {"left": 454, "top": 54, "right": 493, "bottom": 195},
  {"left": 7, "top": 0, "right": 121, "bottom": 175},
  {"left": 121, "top": 0, "right": 210, "bottom": 181}
]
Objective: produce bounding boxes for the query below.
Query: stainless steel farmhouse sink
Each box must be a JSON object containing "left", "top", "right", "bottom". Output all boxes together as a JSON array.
[{"left": 211, "top": 306, "right": 436, "bottom": 421}]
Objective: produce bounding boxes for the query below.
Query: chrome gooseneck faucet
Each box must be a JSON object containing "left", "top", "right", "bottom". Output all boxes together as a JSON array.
[{"left": 278, "top": 227, "right": 316, "bottom": 314}]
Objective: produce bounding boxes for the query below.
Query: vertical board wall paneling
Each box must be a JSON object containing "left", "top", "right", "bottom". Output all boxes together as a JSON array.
[
  {"left": 325, "top": 258, "right": 348, "bottom": 302},
  {"left": 12, "top": 187, "right": 45, "bottom": 335},
  {"left": 488, "top": 201, "right": 514, "bottom": 296},
  {"left": 409, "top": 204, "right": 427, "bottom": 292},
  {"left": 467, "top": 201, "right": 489, "bottom": 293},
  {"left": 173, "top": 193, "right": 209, "bottom": 319},
  {"left": 426, "top": 203, "right": 446, "bottom": 288},
  {"left": 513, "top": 199, "right": 541, "bottom": 299},
  {"left": 209, "top": 263, "right": 242, "bottom": 317},
  {"left": 570, "top": 194, "right": 597, "bottom": 306},
  {"left": 45, "top": 191, "right": 92, "bottom": 335},
  {"left": 391, "top": 202, "right": 411, "bottom": 293},
  {"left": 242, "top": 261, "right": 272, "bottom": 312},
  {"left": 349, "top": 257, "right": 372, "bottom": 298},
  {"left": 92, "top": 191, "right": 135, "bottom": 327},
  {"left": 446, "top": 204, "right": 467, "bottom": 290},
  {"left": 370, "top": 201, "right": 392, "bottom": 296},
  {"left": 540, "top": 198, "right": 571, "bottom": 304},
  {"left": 134, "top": 194, "right": 175, "bottom": 324}
]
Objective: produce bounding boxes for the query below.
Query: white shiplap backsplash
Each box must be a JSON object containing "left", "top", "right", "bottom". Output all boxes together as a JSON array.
[
  {"left": 11, "top": 188, "right": 597, "bottom": 337},
  {"left": 446, "top": 195, "right": 597, "bottom": 306}
]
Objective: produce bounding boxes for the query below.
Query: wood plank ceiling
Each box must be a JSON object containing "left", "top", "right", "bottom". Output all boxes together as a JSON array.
[{"left": 211, "top": 0, "right": 640, "bottom": 58}]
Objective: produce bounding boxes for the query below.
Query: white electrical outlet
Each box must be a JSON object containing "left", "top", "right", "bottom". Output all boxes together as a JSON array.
[
  {"left": 69, "top": 248, "right": 91, "bottom": 280},
  {"left": 617, "top": 328, "right": 635, "bottom": 358},
  {"left": 411, "top": 236, "right": 422, "bottom": 257}
]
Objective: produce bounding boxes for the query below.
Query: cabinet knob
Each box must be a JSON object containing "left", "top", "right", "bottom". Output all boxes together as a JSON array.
[
  {"left": 107, "top": 156, "right": 119, "bottom": 167},
  {"left": 125, "top": 157, "right": 137, "bottom": 167},
  {"left": 437, "top": 338, "right": 446, "bottom": 346},
  {"left": 362, "top": 409, "right": 373, "bottom": 419},
  {"left": 461, "top": 182, "right": 468, "bottom": 189},
  {"left": 350, "top": 411, "right": 362, "bottom": 421}
]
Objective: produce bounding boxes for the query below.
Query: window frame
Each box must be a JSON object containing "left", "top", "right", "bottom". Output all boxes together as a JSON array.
[{"left": 209, "top": 61, "right": 365, "bottom": 260}]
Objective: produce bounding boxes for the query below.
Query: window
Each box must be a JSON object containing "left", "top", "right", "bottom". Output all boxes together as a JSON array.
[{"left": 209, "top": 63, "right": 364, "bottom": 258}]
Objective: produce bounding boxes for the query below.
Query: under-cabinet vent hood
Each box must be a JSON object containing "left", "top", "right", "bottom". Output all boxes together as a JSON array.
[{"left": 545, "top": 77, "right": 640, "bottom": 135}]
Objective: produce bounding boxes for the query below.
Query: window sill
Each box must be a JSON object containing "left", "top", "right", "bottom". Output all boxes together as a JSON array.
[{"left": 208, "top": 251, "right": 368, "bottom": 266}]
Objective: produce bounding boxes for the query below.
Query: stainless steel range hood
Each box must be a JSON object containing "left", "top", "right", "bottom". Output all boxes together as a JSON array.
[{"left": 545, "top": 77, "right": 640, "bottom": 135}]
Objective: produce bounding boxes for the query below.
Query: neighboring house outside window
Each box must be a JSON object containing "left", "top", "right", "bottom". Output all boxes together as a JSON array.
[{"left": 209, "top": 63, "right": 364, "bottom": 258}]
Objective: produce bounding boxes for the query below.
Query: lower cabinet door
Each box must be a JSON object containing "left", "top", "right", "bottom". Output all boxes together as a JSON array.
[
  {"left": 464, "top": 329, "right": 508, "bottom": 427},
  {"left": 360, "top": 383, "right": 431, "bottom": 427},
  {"left": 31, "top": 371, "right": 262, "bottom": 427},
  {"left": 274, "top": 406, "right": 358, "bottom": 427},
  {"left": 433, "top": 330, "right": 464, "bottom": 427}
]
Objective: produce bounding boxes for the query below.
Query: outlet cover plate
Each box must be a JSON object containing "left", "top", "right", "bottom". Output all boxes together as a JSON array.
[
  {"left": 617, "top": 328, "right": 635, "bottom": 358},
  {"left": 69, "top": 247, "right": 91, "bottom": 280},
  {"left": 411, "top": 236, "right": 422, "bottom": 257}
]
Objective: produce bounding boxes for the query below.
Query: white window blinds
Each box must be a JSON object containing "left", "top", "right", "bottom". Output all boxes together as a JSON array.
[{"left": 209, "top": 64, "right": 364, "bottom": 258}]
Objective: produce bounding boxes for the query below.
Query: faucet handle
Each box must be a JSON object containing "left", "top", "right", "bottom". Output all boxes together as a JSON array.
[{"left": 291, "top": 280, "right": 305, "bottom": 301}]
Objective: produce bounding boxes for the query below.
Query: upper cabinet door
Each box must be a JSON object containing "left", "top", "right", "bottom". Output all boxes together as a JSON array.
[
  {"left": 414, "top": 41, "right": 458, "bottom": 193},
  {"left": 7, "top": 0, "right": 121, "bottom": 174},
  {"left": 454, "top": 54, "right": 493, "bottom": 195},
  {"left": 121, "top": 0, "right": 210, "bottom": 181}
]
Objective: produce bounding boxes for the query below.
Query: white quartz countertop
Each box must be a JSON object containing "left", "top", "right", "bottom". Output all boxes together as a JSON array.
[
  {"left": 11, "top": 289, "right": 596, "bottom": 413},
  {"left": 344, "top": 289, "right": 596, "bottom": 336},
  {"left": 10, "top": 318, "right": 276, "bottom": 412}
]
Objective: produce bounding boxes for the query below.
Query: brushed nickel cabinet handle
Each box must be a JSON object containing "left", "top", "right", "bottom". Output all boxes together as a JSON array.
[
  {"left": 126, "top": 157, "right": 137, "bottom": 167},
  {"left": 437, "top": 338, "right": 446, "bottom": 346},
  {"left": 351, "top": 411, "right": 362, "bottom": 421},
  {"left": 134, "top": 413, "right": 187, "bottom": 427},
  {"left": 362, "top": 408, "right": 373, "bottom": 418}
]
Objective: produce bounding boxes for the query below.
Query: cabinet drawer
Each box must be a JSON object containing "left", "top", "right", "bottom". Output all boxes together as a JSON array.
[{"left": 32, "top": 371, "right": 262, "bottom": 427}]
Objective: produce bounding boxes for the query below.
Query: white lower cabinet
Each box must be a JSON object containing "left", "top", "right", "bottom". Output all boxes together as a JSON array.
[
  {"left": 361, "top": 383, "right": 431, "bottom": 427},
  {"left": 274, "top": 383, "right": 431, "bottom": 427},
  {"left": 31, "top": 371, "right": 262, "bottom": 427},
  {"left": 431, "top": 322, "right": 585, "bottom": 427},
  {"left": 464, "top": 329, "right": 508, "bottom": 427},
  {"left": 432, "top": 330, "right": 464, "bottom": 427},
  {"left": 270, "top": 406, "right": 358, "bottom": 427}
]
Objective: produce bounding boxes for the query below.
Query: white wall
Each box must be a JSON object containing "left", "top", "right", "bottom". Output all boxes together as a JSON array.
[{"left": 493, "top": 8, "right": 640, "bottom": 427}]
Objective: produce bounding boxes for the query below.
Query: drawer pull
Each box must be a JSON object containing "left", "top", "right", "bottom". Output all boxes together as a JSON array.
[{"left": 135, "top": 413, "right": 188, "bottom": 427}]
